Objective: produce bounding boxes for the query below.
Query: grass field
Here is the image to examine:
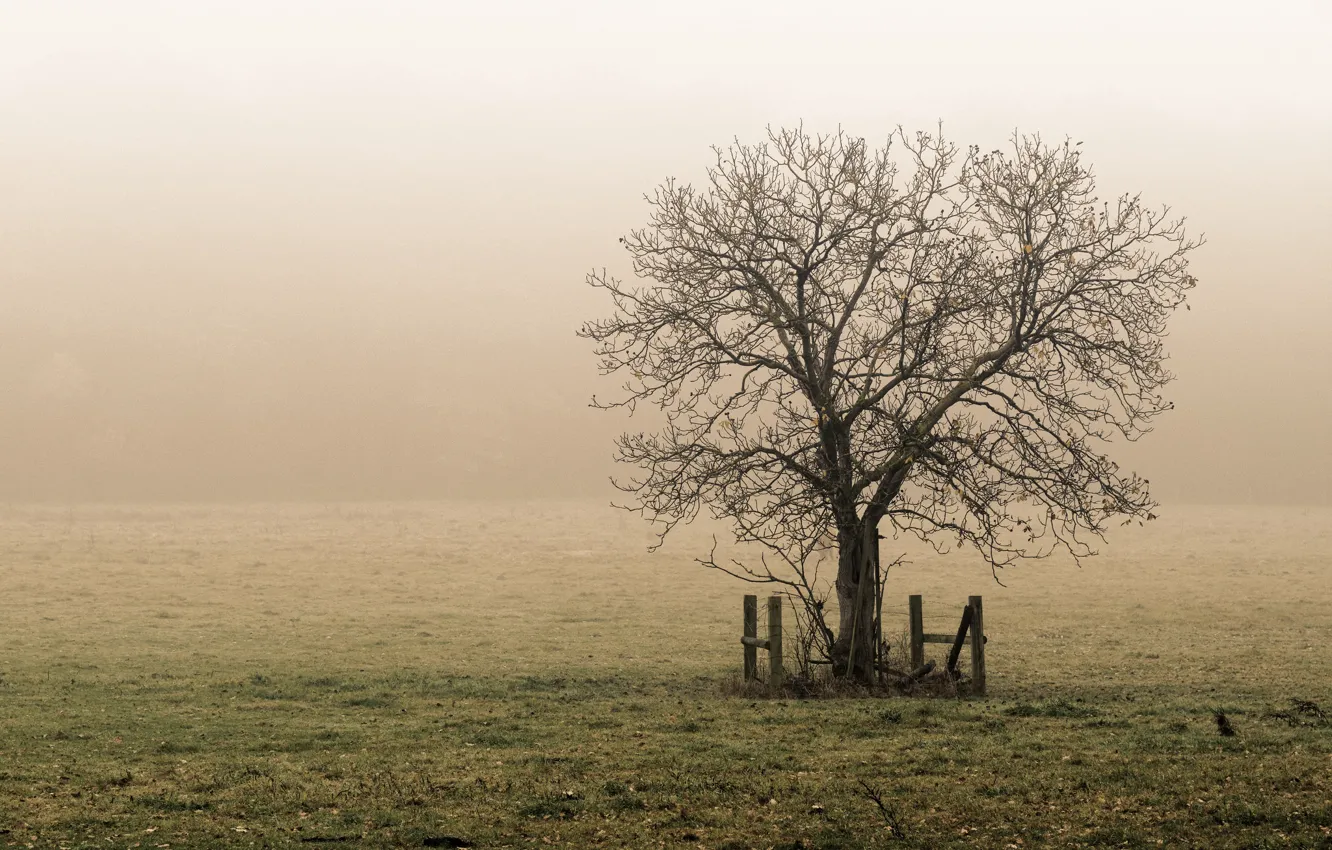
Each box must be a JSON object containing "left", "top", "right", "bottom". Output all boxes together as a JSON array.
[{"left": 1, "top": 501, "right": 1330, "bottom": 849}]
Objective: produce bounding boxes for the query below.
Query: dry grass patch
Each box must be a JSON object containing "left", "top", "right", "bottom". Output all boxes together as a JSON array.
[{"left": 1, "top": 502, "right": 1330, "bottom": 848}]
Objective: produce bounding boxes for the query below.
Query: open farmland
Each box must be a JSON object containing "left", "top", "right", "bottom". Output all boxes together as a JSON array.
[{"left": 1, "top": 502, "right": 1330, "bottom": 849}]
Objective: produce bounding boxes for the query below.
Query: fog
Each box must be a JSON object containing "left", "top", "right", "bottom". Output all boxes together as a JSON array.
[{"left": 2, "top": 1, "right": 1329, "bottom": 504}]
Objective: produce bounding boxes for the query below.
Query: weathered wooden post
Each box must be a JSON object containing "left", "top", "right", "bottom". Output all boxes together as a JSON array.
[
  {"left": 743, "top": 594, "right": 758, "bottom": 681},
  {"left": 968, "top": 595, "right": 986, "bottom": 696},
  {"left": 945, "top": 604, "right": 974, "bottom": 676},
  {"left": 767, "top": 594, "right": 783, "bottom": 689},
  {"left": 908, "top": 594, "right": 925, "bottom": 669}
]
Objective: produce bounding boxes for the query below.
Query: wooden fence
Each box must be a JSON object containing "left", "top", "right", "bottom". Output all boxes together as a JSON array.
[
  {"left": 740, "top": 592, "right": 987, "bottom": 695},
  {"left": 909, "top": 594, "right": 986, "bottom": 696},
  {"left": 740, "top": 594, "right": 783, "bottom": 688}
]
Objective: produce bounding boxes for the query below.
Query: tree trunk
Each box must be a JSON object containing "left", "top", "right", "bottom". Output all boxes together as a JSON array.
[{"left": 831, "top": 521, "right": 878, "bottom": 682}]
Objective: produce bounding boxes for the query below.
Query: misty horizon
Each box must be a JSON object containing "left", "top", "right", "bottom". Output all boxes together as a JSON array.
[{"left": 2, "top": 1, "right": 1329, "bottom": 505}]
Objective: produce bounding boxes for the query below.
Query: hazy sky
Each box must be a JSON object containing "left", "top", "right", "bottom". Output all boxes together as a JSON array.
[{"left": 1, "top": 1, "right": 1329, "bottom": 503}]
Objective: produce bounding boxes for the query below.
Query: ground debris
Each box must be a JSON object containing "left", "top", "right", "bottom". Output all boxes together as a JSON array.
[{"left": 1268, "top": 699, "right": 1329, "bottom": 728}]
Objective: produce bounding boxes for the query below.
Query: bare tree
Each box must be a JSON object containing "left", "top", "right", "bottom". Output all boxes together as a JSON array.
[{"left": 579, "top": 127, "right": 1198, "bottom": 681}]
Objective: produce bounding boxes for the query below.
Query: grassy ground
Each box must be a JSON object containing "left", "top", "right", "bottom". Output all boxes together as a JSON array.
[{"left": 1, "top": 501, "right": 1330, "bottom": 849}]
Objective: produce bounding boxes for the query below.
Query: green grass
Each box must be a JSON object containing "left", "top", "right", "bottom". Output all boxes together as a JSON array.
[{"left": 1, "top": 502, "right": 1330, "bottom": 848}]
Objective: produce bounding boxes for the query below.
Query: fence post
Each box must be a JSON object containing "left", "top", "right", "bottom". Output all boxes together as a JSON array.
[
  {"left": 743, "top": 594, "right": 758, "bottom": 681},
  {"left": 908, "top": 594, "right": 924, "bottom": 669},
  {"left": 767, "top": 594, "right": 783, "bottom": 689},
  {"left": 968, "top": 595, "right": 986, "bottom": 696}
]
